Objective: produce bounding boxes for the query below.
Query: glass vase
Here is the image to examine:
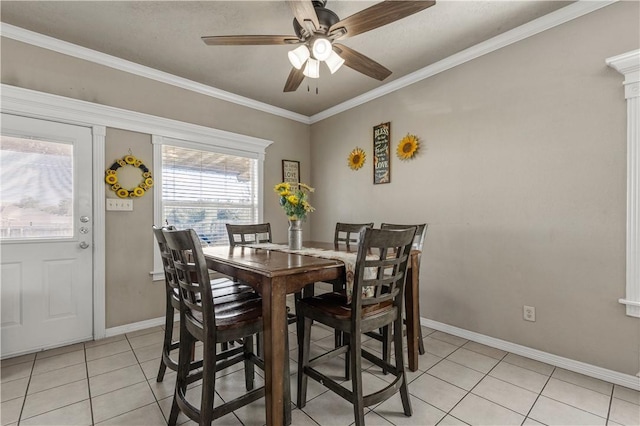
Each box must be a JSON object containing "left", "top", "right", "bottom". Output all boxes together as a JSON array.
[{"left": 288, "top": 219, "right": 303, "bottom": 250}]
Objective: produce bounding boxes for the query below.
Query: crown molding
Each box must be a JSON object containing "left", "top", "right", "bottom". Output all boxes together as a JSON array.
[
  {"left": 309, "top": 0, "right": 616, "bottom": 123},
  {"left": 0, "top": 23, "right": 310, "bottom": 125},
  {"left": 0, "top": 84, "right": 273, "bottom": 156},
  {"left": 0, "top": 1, "right": 616, "bottom": 125}
]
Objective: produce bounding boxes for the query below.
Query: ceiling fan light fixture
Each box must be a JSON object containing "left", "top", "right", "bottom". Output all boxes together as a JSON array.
[
  {"left": 303, "top": 58, "right": 320, "bottom": 79},
  {"left": 311, "top": 37, "right": 332, "bottom": 61},
  {"left": 288, "top": 45, "right": 310, "bottom": 69},
  {"left": 325, "top": 50, "right": 345, "bottom": 74}
]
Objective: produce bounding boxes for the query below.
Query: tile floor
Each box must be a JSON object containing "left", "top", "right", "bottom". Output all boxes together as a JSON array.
[{"left": 2, "top": 322, "right": 639, "bottom": 425}]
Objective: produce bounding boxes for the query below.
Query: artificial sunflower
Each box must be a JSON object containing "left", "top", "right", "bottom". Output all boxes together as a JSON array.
[
  {"left": 397, "top": 134, "right": 420, "bottom": 160},
  {"left": 348, "top": 147, "right": 366, "bottom": 170}
]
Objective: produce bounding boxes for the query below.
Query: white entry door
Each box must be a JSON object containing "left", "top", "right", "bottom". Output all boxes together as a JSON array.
[{"left": 1, "top": 114, "right": 94, "bottom": 358}]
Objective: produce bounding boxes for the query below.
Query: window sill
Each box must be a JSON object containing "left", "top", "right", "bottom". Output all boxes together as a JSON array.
[{"left": 619, "top": 299, "right": 640, "bottom": 318}]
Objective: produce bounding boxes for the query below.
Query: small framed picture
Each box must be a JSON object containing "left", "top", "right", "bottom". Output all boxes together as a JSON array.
[
  {"left": 282, "top": 159, "right": 300, "bottom": 187},
  {"left": 373, "top": 122, "right": 391, "bottom": 184}
]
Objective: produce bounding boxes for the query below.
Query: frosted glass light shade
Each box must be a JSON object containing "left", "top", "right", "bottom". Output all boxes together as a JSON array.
[
  {"left": 312, "top": 38, "right": 332, "bottom": 61},
  {"left": 303, "top": 58, "right": 320, "bottom": 78},
  {"left": 325, "top": 50, "right": 345, "bottom": 74},
  {"left": 288, "top": 45, "right": 310, "bottom": 69}
]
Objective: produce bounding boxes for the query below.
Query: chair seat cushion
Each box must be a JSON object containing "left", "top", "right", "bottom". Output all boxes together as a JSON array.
[
  {"left": 191, "top": 297, "right": 262, "bottom": 331},
  {"left": 300, "top": 292, "right": 393, "bottom": 319}
]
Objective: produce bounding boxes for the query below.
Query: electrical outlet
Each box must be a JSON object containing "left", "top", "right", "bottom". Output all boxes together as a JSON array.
[{"left": 523, "top": 305, "right": 536, "bottom": 322}]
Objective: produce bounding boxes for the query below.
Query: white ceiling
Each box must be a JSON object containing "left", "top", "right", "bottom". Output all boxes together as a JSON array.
[{"left": 1, "top": 1, "right": 573, "bottom": 117}]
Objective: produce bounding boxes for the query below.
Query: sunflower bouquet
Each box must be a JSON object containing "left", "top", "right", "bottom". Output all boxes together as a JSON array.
[{"left": 274, "top": 182, "right": 315, "bottom": 221}]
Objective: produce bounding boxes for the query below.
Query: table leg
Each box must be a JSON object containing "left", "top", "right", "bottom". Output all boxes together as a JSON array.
[
  {"left": 405, "top": 254, "right": 420, "bottom": 372},
  {"left": 262, "top": 277, "right": 288, "bottom": 426}
]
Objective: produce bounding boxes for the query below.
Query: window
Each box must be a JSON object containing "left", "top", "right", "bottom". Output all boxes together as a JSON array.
[
  {"left": 152, "top": 133, "right": 271, "bottom": 280},
  {"left": 0, "top": 136, "right": 73, "bottom": 240},
  {"left": 161, "top": 145, "right": 258, "bottom": 245}
]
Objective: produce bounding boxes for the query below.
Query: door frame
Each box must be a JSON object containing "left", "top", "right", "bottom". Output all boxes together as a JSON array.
[{"left": 2, "top": 89, "right": 107, "bottom": 340}]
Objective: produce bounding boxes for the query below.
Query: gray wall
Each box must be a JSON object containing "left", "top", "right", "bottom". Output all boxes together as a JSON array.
[
  {"left": 309, "top": 1, "right": 639, "bottom": 375},
  {"left": 1, "top": 1, "right": 638, "bottom": 375},
  {"left": 1, "top": 38, "right": 311, "bottom": 327}
]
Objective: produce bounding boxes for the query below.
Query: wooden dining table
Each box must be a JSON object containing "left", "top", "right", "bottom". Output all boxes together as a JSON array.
[{"left": 202, "top": 241, "right": 421, "bottom": 426}]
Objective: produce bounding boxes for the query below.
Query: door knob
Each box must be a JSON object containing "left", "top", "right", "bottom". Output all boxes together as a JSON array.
[
  {"left": 80, "top": 216, "right": 90, "bottom": 223},
  {"left": 79, "top": 241, "right": 90, "bottom": 249}
]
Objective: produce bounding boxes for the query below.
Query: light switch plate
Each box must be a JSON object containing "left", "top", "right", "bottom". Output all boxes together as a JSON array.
[{"left": 106, "top": 198, "right": 133, "bottom": 211}]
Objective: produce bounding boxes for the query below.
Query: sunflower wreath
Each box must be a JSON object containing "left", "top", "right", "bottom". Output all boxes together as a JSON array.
[
  {"left": 396, "top": 134, "right": 420, "bottom": 160},
  {"left": 105, "top": 154, "right": 153, "bottom": 198}
]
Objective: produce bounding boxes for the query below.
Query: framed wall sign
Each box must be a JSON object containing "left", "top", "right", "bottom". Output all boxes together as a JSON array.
[
  {"left": 373, "top": 122, "right": 391, "bottom": 184},
  {"left": 282, "top": 159, "right": 300, "bottom": 187}
]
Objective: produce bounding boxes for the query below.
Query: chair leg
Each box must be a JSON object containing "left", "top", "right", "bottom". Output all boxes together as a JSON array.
[
  {"left": 381, "top": 325, "right": 392, "bottom": 375},
  {"left": 257, "top": 332, "right": 263, "bottom": 358},
  {"left": 169, "top": 323, "right": 192, "bottom": 426},
  {"left": 332, "top": 281, "right": 343, "bottom": 349},
  {"left": 349, "top": 331, "right": 365, "bottom": 426},
  {"left": 200, "top": 338, "right": 217, "bottom": 425},
  {"left": 343, "top": 332, "right": 350, "bottom": 380},
  {"left": 243, "top": 335, "right": 255, "bottom": 391},
  {"left": 418, "top": 324, "right": 425, "bottom": 355},
  {"left": 296, "top": 316, "right": 312, "bottom": 408},
  {"left": 158, "top": 301, "right": 175, "bottom": 382},
  {"left": 156, "top": 358, "right": 168, "bottom": 383},
  {"left": 394, "top": 315, "right": 412, "bottom": 417}
]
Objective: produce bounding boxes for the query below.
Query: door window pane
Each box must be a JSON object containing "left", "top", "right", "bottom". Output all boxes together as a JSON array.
[{"left": 0, "top": 136, "right": 73, "bottom": 240}]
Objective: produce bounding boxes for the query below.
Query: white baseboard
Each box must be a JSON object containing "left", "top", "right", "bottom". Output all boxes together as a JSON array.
[
  {"left": 102, "top": 314, "right": 639, "bottom": 390},
  {"left": 104, "top": 313, "right": 178, "bottom": 338},
  {"left": 422, "top": 318, "right": 640, "bottom": 391}
]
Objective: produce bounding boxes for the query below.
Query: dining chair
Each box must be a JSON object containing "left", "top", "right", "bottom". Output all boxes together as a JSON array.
[
  {"left": 331, "top": 222, "right": 374, "bottom": 347},
  {"left": 296, "top": 227, "right": 417, "bottom": 426},
  {"left": 152, "top": 225, "right": 258, "bottom": 382},
  {"left": 226, "top": 223, "right": 272, "bottom": 245},
  {"left": 226, "top": 222, "right": 313, "bottom": 321},
  {"left": 382, "top": 223, "right": 427, "bottom": 351},
  {"left": 334, "top": 222, "right": 374, "bottom": 250},
  {"left": 163, "top": 228, "right": 265, "bottom": 426},
  {"left": 366, "top": 223, "right": 428, "bottom": 372}
]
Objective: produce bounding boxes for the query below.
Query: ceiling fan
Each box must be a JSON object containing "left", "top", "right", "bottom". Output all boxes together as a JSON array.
[{"left": 201, "top": 0, "right": 436, "bottom": 92}]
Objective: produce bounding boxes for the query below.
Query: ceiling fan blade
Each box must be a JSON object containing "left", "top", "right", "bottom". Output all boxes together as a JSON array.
[
  {"left": 333, "top": 44, "right": 392, "bottom": 81},
  {"left": 286, "top": 0, "right": 319, "bottom": 35},
  {"left": 329, "top": 0, "right": 436, "bottom": 39},
  {"left": 202, "top": 35, "right": 300, "bottom": 46},
  {"left": 284, "top": 67, "right": 305, "bottom": 92}
]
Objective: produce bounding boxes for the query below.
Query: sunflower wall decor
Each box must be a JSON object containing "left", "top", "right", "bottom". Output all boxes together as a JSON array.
[
  {"left": 104, "top": 153, "right": 153, "bottom": 198},
  {"left": 396, "top": 133, "right": 420, "bottom": 160},
  {"left": 348, "top": 147, "right": 366, "bottom": 170}
]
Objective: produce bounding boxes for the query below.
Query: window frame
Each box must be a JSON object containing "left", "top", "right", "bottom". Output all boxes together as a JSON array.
[{"left": 151, "top": 134, "right": 271, "bottom": 281}]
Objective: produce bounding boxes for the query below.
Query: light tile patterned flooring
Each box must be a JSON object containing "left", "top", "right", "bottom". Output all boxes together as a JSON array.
[{"left": 2, "top": 322, "right": 639, "bottom": 425}]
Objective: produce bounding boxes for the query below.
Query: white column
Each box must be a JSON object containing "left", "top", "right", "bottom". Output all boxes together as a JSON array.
[{"left": 607, "top": 50, "right": 640, "bottom": 317}]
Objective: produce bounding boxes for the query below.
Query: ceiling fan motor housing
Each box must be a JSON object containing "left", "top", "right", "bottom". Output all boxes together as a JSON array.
[{"left": 292, "top": 5, "right": 340, "bottom": 38}]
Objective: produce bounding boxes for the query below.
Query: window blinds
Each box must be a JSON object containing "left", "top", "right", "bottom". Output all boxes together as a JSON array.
[{"left": 161, "top": 144, "right": 258, "bottom": 245}]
